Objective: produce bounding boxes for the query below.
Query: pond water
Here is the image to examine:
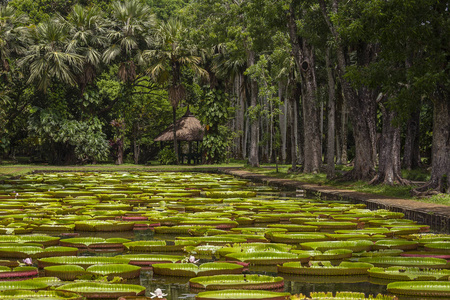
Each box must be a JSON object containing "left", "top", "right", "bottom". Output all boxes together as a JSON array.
[{"left": 0, "top": 172, "right": 446, "bottom": 300}]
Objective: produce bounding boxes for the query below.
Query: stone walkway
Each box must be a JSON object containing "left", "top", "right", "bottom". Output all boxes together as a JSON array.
[{"left": 219, "top": 168, "right": 450, "bottom": 233}]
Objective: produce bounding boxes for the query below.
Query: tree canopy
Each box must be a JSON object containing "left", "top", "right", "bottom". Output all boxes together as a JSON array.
[{"left": 0, "top": 0, "right": 448, "bottom": 194}]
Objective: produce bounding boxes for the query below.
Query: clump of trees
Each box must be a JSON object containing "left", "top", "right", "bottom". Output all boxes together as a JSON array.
[{"left": 0, "top": 0, "right": 448, "bottom": 194}]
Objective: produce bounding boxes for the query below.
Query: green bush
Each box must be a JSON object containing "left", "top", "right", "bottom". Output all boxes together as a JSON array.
[{"left": 158, "top": 147, "right": 177, "bottom": 165}]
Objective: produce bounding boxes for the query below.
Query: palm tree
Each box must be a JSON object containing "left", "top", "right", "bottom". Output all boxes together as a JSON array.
[
  {"left": 101, "top": 0, "right": 155, "bottom": 165},
  {"left": 0, "top": 4, "right": 29, "bottom": 127},
  {"left": 0, "top": 4, "right": 29, "bottom": 76},
  {"left": 18, "top": 18, "right": 84, "bottom": 92},
  {"left": 66, "top": 4, "right": 108, "bottom": 93},
  {"left": 103, "top": 0, "right": 155, "bottom": 83},
  {"left": 145, "top": 18, "right": 207, "bottom": 164}
]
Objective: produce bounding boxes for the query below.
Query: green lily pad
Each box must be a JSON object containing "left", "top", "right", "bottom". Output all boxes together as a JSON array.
[
  {"left": 56, "top": 282, "right": 145, "bottom": 298},
  {"left": 300, "top": 240, "right": 373, "bottom": 252},
  {"left": 44, "top": 265, "right": 86, "bottom": 280},
  {"left": 387, "top": 281, "right": 450, "bottom": 297},
  {"left": 195, "top": 289, "right": 290, "bottom": 300},
  {"left": 0, "top": 290, "right": 84, "bottom": 300},
  {"left": 116, "top": 254, "right": 184, "bottom": 266},
  {"left": 266, "top": 233, "right": 328, "bottom": 244},
  {"left": 86, "top": 263, "right": 141, "bottom": 279},
  {"left": 38, "top": 256, "right": 130, "bottom": 268},
  {"left": 291, "top": 249, "right": 353, "bottom": 260},
  {"left": 0, "top": 279, "right": 48, "bottom": 291},
  {"left": 189, "top": 274, "right": 284, "bottom": 290},
  {"left": 369, "top": 266, "right": 450, "bottom": 281},
  {"left": 278, "top": 261, "right": 373, "bottom": 276},
  {"left": 307, "top": 292, "right": 396, "bottom": 300},
  {"left": 358, "top": 256, "right": 448, "bottom": 268},
  {"left": 152, "top": 262, "right": 244, "bottom": 277},
  {"left": 225, "top": 251, "right": 309, "bottom": 265},
  {"left": 373, "top": 239, "right": 418, "bottom": 250}
]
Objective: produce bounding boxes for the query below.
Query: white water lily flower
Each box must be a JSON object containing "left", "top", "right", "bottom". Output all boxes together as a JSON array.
[
  {"left": 188, "top": 255, "right": 200, "bottom": 263},
  {"left": 23, "top": 258, "right": 33, "bottom": 265},
  {"left": 150, "top": 288, "right": 167, "bottom": 299}
]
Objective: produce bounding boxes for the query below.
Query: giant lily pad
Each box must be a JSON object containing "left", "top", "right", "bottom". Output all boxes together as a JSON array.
[
  {"left": 424, "top": 242, "right": 450, "bottom": 252},
  {"left": 358, "top": 256, "right": 448, "bottom": 268},
  {"left": 0, "top": 290, "right": 84, "bottom": 300},
  {"left": 38, "top": 256, "right": 130, "bottom": 268},
  {"left": 177, "top": 236, "right": 247, "bottom": 245},
  {"left": 373, "top": 239, "right": 418, "bottom": 250},
  {"left": 300, "top": 240, "right": 373, "bottom": 252},
  {"left": 217, "top": 243, "right": 292, "bottom": 257},
  {"left": 56, "top": 282, "right": 145, "bottom": 299},
  {"left": 387, "top": 281, "right": 450, "bottom": 297},
  {"left": 59, "top": 237, "right": 130, "bottom": 250},
  {"left": 124, "top": 240, "right": 197, "bottom": 252},
  {"left": 189, "top": 274, "right": 284, "bottom": 290},
  {"left": 368, "top": 266, "right": 450, "bottom": 281},
  {"left": 225, "top": 252, "right": 309, "bottom": 265},
  {"left": 278, "top": 261, "right": 373, "bottom": 276},
  {"left": 195, "top": 290, "right": 290, "bottom": 300},
  {"left": 152, "top": 262, "right": 244, "bottom": 277},
  {"left": 306, "top": 292, "right": 396, "bottom": 300},
  {"left": 266, "top": 233, "right": 328, "bottom": 244},
  {"left": 74, "top": 220, "right": 134, "bottom": 232},
  {"left": 0, "top": 266, "right": 38, "bottom": 279},
  {"left": 86, "top": 264, "right": 141, "bottom": 279},
  {"left": 291, "top": 249, "right": 353, "bottom": 260},
  {"left": 115, "top": 254, "right": 184, "bottom": 266},
  {"left": 0, "top": 279, "right": 48, "bottom": 291},
  {"left": 44, "top": 265, "right": 86, "bottom": 280}
]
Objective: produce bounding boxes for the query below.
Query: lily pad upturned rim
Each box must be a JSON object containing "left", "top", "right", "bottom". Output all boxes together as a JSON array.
[
  {"left": 278, "top": 261, "right": 374, "bottom": 276},
  {"left": 56, "top": 282, "right": 146, "bottom": 298},
  {"left": 195, "top": 289, "right": 291, "bottom": 300},
  {"left": 189, "top": 274, "right": 285, "bottom": 290},
  {"left": 368, "top": 266, "right": 450, "bottom": 281},
  {"left": 358, "top": 256, "right": 448, "bottom": 268},
  {"left": 0, "top": 290, "right": 84, "bottom": 300},
  {"left": 152, "top": 262, "right": 244, "bottom": 277},
  {"left": 225, "top": 251, "right": 309, "bottom": 265},
  {"left": 387, "top": 281, "right": 450, "bottom": 297}
]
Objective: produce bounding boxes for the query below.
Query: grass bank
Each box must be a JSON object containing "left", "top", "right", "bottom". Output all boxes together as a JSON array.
[{"left": 242, "top": 164, "right": 450, "bottom": 206}]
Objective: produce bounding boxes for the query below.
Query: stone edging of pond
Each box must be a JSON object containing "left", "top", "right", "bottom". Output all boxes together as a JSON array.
[{"left": 219, "top": 168, "right": 450, "bottom": 234}]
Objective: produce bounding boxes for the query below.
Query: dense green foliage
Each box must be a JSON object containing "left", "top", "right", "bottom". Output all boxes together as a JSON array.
[{"left": 0, "top": 0, "right": 448, "bottom": 194}]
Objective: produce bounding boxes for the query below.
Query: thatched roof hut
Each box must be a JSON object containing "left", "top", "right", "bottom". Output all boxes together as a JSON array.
[{"left": 154, "top": 109, "right": 204, "bottom": 142}]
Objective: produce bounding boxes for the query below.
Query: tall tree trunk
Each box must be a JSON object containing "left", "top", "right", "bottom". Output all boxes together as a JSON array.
[
  {"left": 370, "top": 100, "right": 407, "bottom": 185},
  {"left": 402, "top": 108, "right": 421, "bottom": 170},
  {"left": 133, "top": 122, "right": 140, "bottom": 164},
  {"left": 279, "top": 82, "right": 287, "bottom": 163},
  {"left": 414, "top": 92, "right": 450, "bottom": 194},
  {"left": 335, "top": 82, "right": 348, "bottom": 165},
  {"left": 173, "top": 106, "right": 179, "bottom": 164},
  {"left": 269, "top": 95, "right": 273, "bottom": 163},
  {"left": 325, "top": 47, "right": 336, "bottom": 179},
  {"left": 300, "top": 40, "right": 322, "bottom": 173},
  {"left": 234, "top": 74, "right": 245, "bottom": 159},
  {"left": 247, "top": 50, "right": 259, "bottom": 167},
  {"left": 116, "top": 139, "right": 124, "bottom": 165},
  {"left": 319, "top": 0, "right": 376, "bottom": 180},
  {"left": 287, "top": 4, "right": 320, "bottom": 172},
  {"left": 290, "top": 81, "right": 301, "bottom": 170}
]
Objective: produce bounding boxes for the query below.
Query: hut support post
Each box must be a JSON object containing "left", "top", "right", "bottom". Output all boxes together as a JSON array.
[
  {"left": 188, "top": 141, "right": 192, "bottom": 165},
  {"left": 178, "top": 141, "right": 182, "bottom": 164}
]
